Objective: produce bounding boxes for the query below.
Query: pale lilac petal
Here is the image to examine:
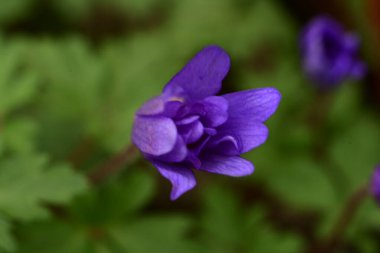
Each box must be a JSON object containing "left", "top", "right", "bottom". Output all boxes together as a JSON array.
[
  {"left": 217, "top": 121, "right": 269, "bottom": 153},
  {"left": 199, "top": 155, "right": 254, "bottom": 177},
  {"left": 156, "top": 136, "right": 187, "bottom": 162},
  {"left": 163, "top": 46, "right": 230, "bottom": 100},
  {"left": 152, "top": 161, "right": 196, "bottom": 200},
  {"left": 137, "top": 96, "right": 165, "bottom": 116},
  {"left": 132, "top": 116, "right": 177, "bottom": 156},
  {"left": 222, "top": 88, "right": 281, "bottom": 122}
]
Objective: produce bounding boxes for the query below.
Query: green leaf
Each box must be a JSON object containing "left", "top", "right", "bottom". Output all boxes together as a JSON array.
[
  {"left": 16, "top": 220, "right": 89, "bottom": 253},
  {"left": 330, "top": 115, "right": 380, "bottom": 189},
  {"left": 0, "top": 215, "right": 15, "bottom": 253},
  {"left": 0, "top": 117, "right": 37, "bottom": 155},
  {"left": 200, "top": 184, "right": 303, "bottom": 253},
  {"left": 200, "top": 185, "right": 242, "bottom": 252},
  {"left": 327, "top": 84, "right": 362, "bottom": 129},
  {"left": 110, "top": 169, "right": 155, "bottom": 215},
  {"left": 0, "top": 40, "right": 39, "bottom": 116},
  {"left": 244, "top": 208, "right": 303, "bottom": 253},
  {"left": 109, "top": 215, "right": 200, "bottom": 253},
  {"left": 0, "top": 155, "right": 88, "bottom": 221},
  {"left": 0, "top": 0, "right": 32, "bottom": 24},
  {"left": 70, "top": 169, "right": 155, "bottom": 223},
  {"left": 264, "top": 158, "right": 336, "bottom": 209}
]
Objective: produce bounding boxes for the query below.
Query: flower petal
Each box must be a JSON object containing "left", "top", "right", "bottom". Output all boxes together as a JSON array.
[
  {"left": 217, "top": 121, "right": 269, "bottom": 154},
  {"left": 192, "top": 96, "right": 229, "bottom": 127},
  {"left": 132, "top": 116, "right": 177, "bottom": 156},
  {"left": 137, "top": 96, "right": 165, "bottom": 116},
  {"left": 344, "top": 33, "right": 359, "bottom": 53},
  {"left": 199, "top": 155, "right": 254, "bottom": 177},
  {"left": 178, "top": 120, "right": 204, "bottom": 144},
  {"left": 163, "top": 46, "right": 231, "bottom": 100},
  {"left": 371, "top": 165, "right": 380, "bottom": 204},
  {"left": 206, "top": 135, "right": 240, "bottom": 156},
  {"left": 350, "top": 61, "right": 367, "bottom": 80},
  {"left": 156, "top": 136, "right": 187, "bottom": 162},
  {"left": 222, "top": 88, "right": 281, "bottom": 122},
  {"left": 152, "top": 161, "right": 196, "bottom": 200}
]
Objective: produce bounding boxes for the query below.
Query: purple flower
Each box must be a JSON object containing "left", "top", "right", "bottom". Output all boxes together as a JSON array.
[
  {"left": 132, "top": 46, "right": 281, "bottom": 200},
  {"left": 371, "top": 165, "right": 380, "bottom": 204},
  {"left": 300, "top": 16, "right": 366, "bottom": 88}
]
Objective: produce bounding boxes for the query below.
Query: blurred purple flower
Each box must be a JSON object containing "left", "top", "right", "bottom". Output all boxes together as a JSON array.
[
  {"left": 300, "top": 16, "right": 366, "bottom": 88},
  {"left": 132, "top": 46, "right": 281, "bottom": 200},
  {"left": 371, "top": 165, "right": 380, "bottom": 204}
]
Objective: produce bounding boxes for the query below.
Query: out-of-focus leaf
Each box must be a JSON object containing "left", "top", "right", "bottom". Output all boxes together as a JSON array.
[
  {"left": 0, "top": 40, "right": 39, "bottom": 117},
  {"left": 0, "top": 118, "right": 37, "bottom": 155},
  {"left": 261, "top": 158, "right": 336, "bottom": 209},
  {"left": 109, "top": 215, "right": 201, "bottom": 253},
  {"left": 200, "top": 185, "right": 242, "bottom": 253},
  {"left": 0, "top": 215, "right": 15, "bottom": 253},
  {"left": 0, "top": 155, "right": 88, "bottom": 221},
  {"left": 16, "top": 221, "right": 89, "bottom": 253},
  {"left": 244, "top": 208, "right": 303, "bottom": 253},
  {"left": 200, "top": 184, "right": 303, "bottom": 253},
  {"left": 327, "top": 84, "right": 362, "bottom": 129},
  {"left": 111, "top": 169, "right": 155, "bottom": 215},
  {"left": 330, "top": 115, "right": 380, "bottom": 189},
  {"left": 71, "top": 169, "right": 155, "bottom": 223},
  {"left": 0, "top": 1, "right": 32, "bottom": 24}
]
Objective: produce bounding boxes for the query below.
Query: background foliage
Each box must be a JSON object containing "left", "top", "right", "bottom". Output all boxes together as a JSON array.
[{"left": 0, "top": 0, "right": 379, "bottom": 252}]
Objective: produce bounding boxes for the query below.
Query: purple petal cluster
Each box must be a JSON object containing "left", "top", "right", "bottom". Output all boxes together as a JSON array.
[
  {"left": 371, "top": 165, "right": 380, "bottom": 205},
  {"left": 132, "top": 46, "right": 281, "bottom": 200},
  {"left": 300, "top": 16, "right": 366, "bottom": 88}
]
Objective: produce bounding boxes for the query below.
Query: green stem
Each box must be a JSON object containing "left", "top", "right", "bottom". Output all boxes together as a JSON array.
[{"left": 321, "top": 184, "right": 369, "bottom": 252}]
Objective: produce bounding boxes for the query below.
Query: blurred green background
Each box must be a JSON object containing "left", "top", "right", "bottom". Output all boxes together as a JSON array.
[{"left": 0, "top": 0, "right": 380, "bottom": 252}]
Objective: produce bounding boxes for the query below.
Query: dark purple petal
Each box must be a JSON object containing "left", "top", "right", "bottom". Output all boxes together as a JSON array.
[
  {"left": 156, "top": 136, "right": 187, "bottom": 162},
  {"left": 163, "top": 100, "right": 184, "bottom": 118},
  {"left": 199, "top": 155, "right": 254, "bottom": 176},
  {"left": 191, "top": 135, "right": 211, "bottom": 156},
  {"left": 132, "top": 116, "right": 177, "bottom": 156},
  {"left": 178, "top": 120, "right": 204, "bottom": 144},
  {"left": 300, "top": 16, "right": 366, "bottom": 87},
  {"left": 187, "top": 152, "right": 202, "bottom": 169},
  {"left": 163, "top": 46, "right": 230, "bottom": 100},
  {"left": 176, "top": 115, "right": 200, "bottom": 125},
  {"left": 350, "top": 62, "right": 367, "bottom": 79},
  {"left": 329, "top": 54, "right": 352, "bottom": 83},
  {"left": 204, "top": 128, "right": 217, "bottom": 135},
  {"left": 205, "top": 135, "right": 240, "bottom": 156},
  {"left": 371, "top": 165, "right": 380, "bottom": 205},
  {"left": 222, "top": 88, "right": 281, "bottom": 122},
  {"left": 192, "top": 96, "right": 229, "bottom": 127},
  {"left": 217, "top": 121, "right": 269, "bottom": 154},
  {"left": 152, "top": 161, "right": 196, "bottom": 200},
  {"left": 344, "top": 33, "right": 359, "bottom": 52}
]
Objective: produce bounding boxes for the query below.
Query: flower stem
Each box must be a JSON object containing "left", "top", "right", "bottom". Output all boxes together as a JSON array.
[
  {"left": 320, "top": 184, "right": 369, "bottom": 252},
  {"left": 88, "top": 144, "right": 139, "bottom": 184}
]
